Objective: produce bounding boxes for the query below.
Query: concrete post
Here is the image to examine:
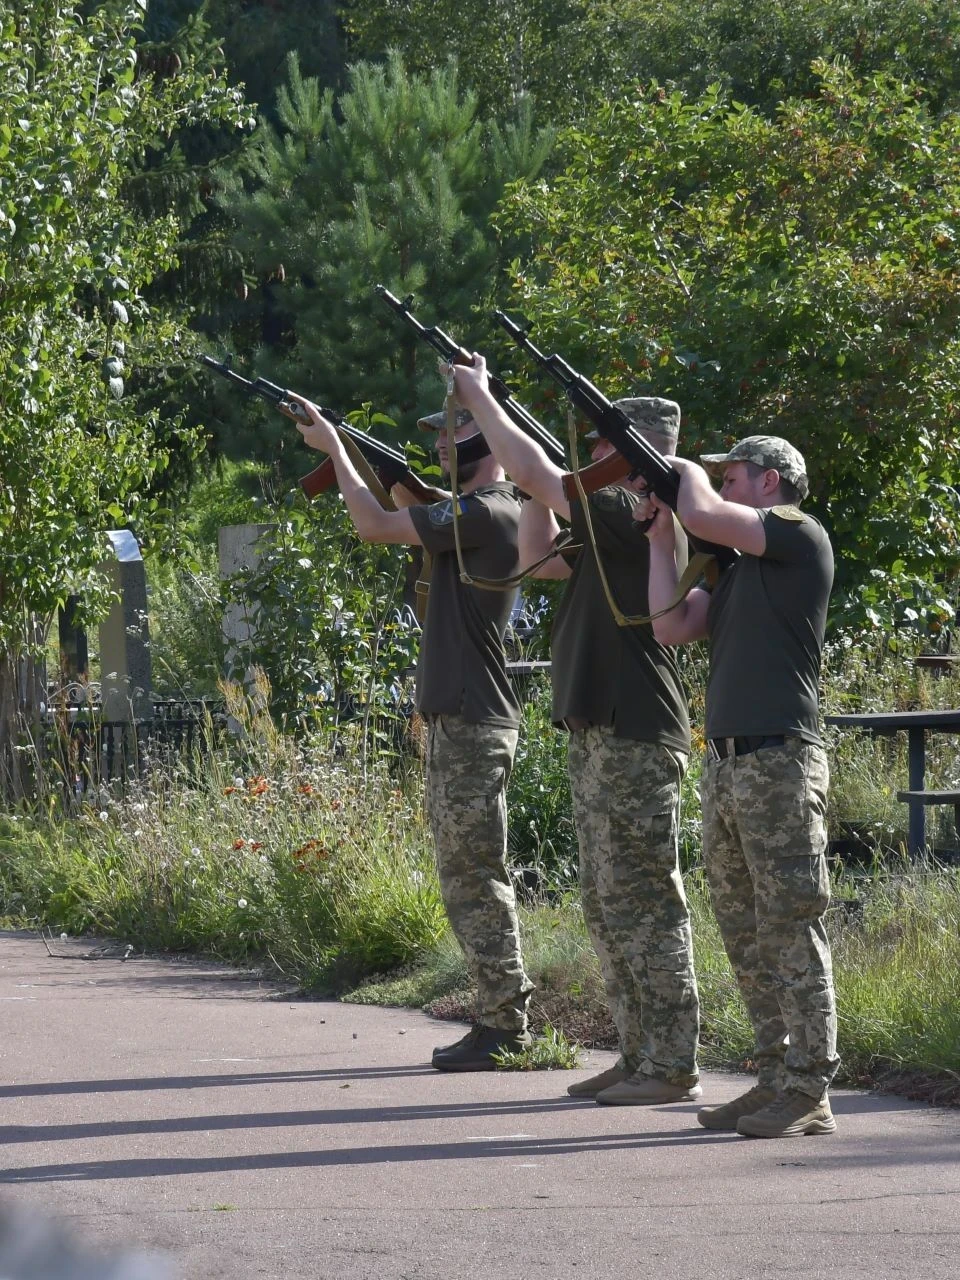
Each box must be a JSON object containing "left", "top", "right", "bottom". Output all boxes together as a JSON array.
[
  {"left": 98, "top": 530, "right": 153, "bottom": 723},
  {"left": 218, "top": 523, "right": 275, "bottom": 679}
]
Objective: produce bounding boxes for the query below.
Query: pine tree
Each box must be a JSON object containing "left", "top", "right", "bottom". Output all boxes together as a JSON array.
[{"left": 214, "top": 52, "right": 554, "bottom": 466}]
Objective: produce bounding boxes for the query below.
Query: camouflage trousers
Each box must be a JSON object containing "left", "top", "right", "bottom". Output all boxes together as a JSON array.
[
  {"left": 567, "top": 727, "right": 700, "bottom": 1087},
  {"left": 425, "top": 715, "right": 533, "bottom": 1031},
  {"left": 701, "top": 738, "right": 840, "bottom": 1099}
]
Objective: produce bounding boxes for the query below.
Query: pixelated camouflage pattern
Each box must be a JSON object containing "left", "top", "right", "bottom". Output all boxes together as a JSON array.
[
  {"left": 585, "top": 396, "right": 680, "bottom": 444},
  {"left": 700, "top": 435, "right": 809, "bottom": 498},
  {"left": 417, "top": 406, "right": 474, "bottom": 431},
  {"left": 567, "top": 727, "right": 700, "bottom": 1086},
  {"left": 700, "top": 739, "right": 839, "bottom": 1098},
  {"left": 425, "top": 714, "right": 533, "bottom": 1030}
]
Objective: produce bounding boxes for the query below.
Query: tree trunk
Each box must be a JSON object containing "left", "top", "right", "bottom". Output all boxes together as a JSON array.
[
  {"left": 0, "top": 621, "right": 48, "bottom": 803},
  {"left": 0, "top": 650, "right": 26, "bottom": 801}
]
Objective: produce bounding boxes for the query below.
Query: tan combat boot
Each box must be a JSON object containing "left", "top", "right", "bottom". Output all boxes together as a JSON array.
[
  {"left": 567, "top": 1065, "right": 629, "bottom": 1098},
  {"left": 736, "top": 1087, "right": 837, "bottom": 1137},
  {"left": 697, "top": 1084, "right": 777, "bottom": 1131},
  {"left": 596, "top": 1071, "right": 702, "bottom": 1106}
]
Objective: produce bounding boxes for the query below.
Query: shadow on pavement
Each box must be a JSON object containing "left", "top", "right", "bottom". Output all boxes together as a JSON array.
[
  {"left": 0, "top": 1065, "right": 436, "bottom": 1099},
  {"left": 0, "top": 1097, "right": 601, "bottom": 1145},
  {"left": 0, "top": 1127, "right": 732, "bottom": 1184}
]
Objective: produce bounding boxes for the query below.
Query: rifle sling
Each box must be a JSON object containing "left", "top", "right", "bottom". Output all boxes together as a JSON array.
[
  {"left": 445, "top": 385, "right": 578, "bottom": 590},
  {"left": 336, "top": 427, "right": 433, "bottom": 626},
  {"left": 564, "top": 408, "right": 713, "bottom": 626}
]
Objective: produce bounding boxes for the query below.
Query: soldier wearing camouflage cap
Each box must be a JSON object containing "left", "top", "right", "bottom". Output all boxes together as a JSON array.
[
  {"left": 641, "top": 433, "right": 839, "bottom": 1139},
  {"left": 450, "top": 356, "right": 702, "bottom": 1109},
  {"left": 700, "top": 435, "right": 809, "bottom": 499},
  {"left": 291, "top": 393, "right": 534, "bottom": 1072}
]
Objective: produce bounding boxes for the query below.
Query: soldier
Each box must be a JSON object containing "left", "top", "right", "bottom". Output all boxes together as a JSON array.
[
  {"left": 291, "top": 395, "right": 534, "bottom": 1071},
  {"left": 450, "top": 357, "right": 701, "bottom": 1106},
  {"left": 641, "top": 435, "right": 839, "bottom": 1137}
]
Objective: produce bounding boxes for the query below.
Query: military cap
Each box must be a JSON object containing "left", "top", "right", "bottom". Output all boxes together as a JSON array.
[
  {"left": 700, "top": 434, "right": 809, "bottom": 499},
  {"left": 417, "top": 407, "right": 475, "bottom": 431},
  {"left": 585, "top": 396, "right": 680, "bottom": 444}
]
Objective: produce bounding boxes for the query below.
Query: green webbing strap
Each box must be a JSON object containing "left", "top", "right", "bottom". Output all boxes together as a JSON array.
[
  {"left": 337, "top": 428, "right": 394, "bottom": 512},
  {"left": 336, "top": 426, "right": 435, "bottom": 623},
  {"left": 564, "top": 407, "right": 714, "bottom": 626},
  {"left": 444, "top": 374, "right": 578, "bottom": 591}
]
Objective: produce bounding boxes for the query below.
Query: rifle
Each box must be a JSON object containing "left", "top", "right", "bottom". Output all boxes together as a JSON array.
[
  {"left": 493, "top": 313, "right": 738, "bottom": 570},
  {"left": 375, "top": 286, "right": 569, "bottom": 471},
  {"left": 199, "top": 354, "right": 447, "bottom": 504}
]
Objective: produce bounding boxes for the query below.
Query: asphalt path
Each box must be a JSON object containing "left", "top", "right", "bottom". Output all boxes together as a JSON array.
[{"left": 1, "top": 929, "right": 958, "bottom": 1279}]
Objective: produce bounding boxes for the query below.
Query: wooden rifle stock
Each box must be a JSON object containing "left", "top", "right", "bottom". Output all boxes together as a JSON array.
[{"left": 562, "top": 451, "right": 632, "bottom": 499}]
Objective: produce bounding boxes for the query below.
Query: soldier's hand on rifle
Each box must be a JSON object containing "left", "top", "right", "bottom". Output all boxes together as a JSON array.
[
  {"left": 447, "top": 353, "right": 489, "bottom": 412},
  {"left": 389, "top": 482, "right": 421, "bottom": 509},
  {"left": 633, "top": 490, "right": 675, "bottom": 545},
  {"left": 287, "top": 394, "right": 341, "bottom": 454}
]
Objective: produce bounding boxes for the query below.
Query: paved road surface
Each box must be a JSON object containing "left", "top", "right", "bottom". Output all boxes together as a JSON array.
[{"left": 1, "top": 930, "right": 957, "bottom": 1279}]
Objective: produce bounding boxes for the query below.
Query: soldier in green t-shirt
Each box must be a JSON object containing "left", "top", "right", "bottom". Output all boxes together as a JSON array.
[
  {"left": 290, "top": 394, "right": 534, "bottom": 1072},
  {"left": 642, "top": 435, "right": 839, "bottom": 1139},
  {"left": 450, "top": 357, "right": 702, "bottom": 1107}
]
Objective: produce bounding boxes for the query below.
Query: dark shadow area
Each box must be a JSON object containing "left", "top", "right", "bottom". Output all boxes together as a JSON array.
[
  {"left": 0, "top": 1096, "right": 593, "bottom": 1145},
  {"left": 0, "top": 1064, "right": 437, "bottom": 1099},
  {"left": 0, "top": 1127, "right": 733, "bottom": 1184}
]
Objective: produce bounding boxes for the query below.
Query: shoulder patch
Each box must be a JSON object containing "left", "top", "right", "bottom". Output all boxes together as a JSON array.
[
  {"left": 428, "top": 498, "right": 467, "bottom": 526},
  {"left": 770, "top": 505, "right": 805, "bottom": 523}
]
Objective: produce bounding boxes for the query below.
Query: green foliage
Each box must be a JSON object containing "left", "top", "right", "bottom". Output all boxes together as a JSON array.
[
  {"left": 215, "top": 51, "right": 554, "bottom": 466},
  {"left": 222, "top": 496, "right": 418, "bottom": 738},
  {"left": 146, "top": 539, "right": 226, "bottom": 698},
  {"left": 0, "top": 721, "right": 446, "bottom": 987},
  {"left": 492, "top": 1022, "right": 582, "bottom": 1070},
  {"left": 206, "top": 0, "right": 343, "bottom": 120},
  {"left": 611, "top": 0, "right": 960, "bottom": 114},
  {"left": 339, "top": 0, "right": 628, "bottom": 126},
  {"left": 823, "top": 638, "right": 960, "bottom": 849},
  {"left": 339, "top": 1, "right": 960, "bottom": 127},
  {"left": 0, "top": 0, "right": 249, "bottom": 786},
  {"left": 832, "top": 860, "right": 960, "bottom": 1093},
  {"left": 497, "top": 63, "right": 960, "bottom": 634},
  {"left": 506, "top": 680, "right": 578, "bottom": 888}
]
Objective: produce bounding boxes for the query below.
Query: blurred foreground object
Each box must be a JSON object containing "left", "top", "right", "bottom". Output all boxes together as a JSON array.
[{"left": 0, "top": 1202, "right": 171, "bottom": 1280}]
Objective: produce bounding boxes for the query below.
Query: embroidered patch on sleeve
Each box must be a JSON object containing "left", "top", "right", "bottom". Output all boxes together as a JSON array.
[
  {"left": 428, "top": 498, "right": 467, "bottom": 526},
  {"left": 770, "top": 505, "right": 805, "bottom": 522}
]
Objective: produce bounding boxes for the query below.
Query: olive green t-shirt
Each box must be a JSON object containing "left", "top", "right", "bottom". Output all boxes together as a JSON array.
[
  {"left": 705, "top": 505, "right": 834, "bottom": 744},
  {"left": 550, "top": 487, "right": 691, "bottom": 752},
  {"left": 408, "top": 482, "right": 522, "bottom": 727}
]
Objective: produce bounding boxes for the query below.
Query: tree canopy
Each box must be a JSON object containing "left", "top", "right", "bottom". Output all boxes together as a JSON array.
[
  {"left": 0, "top": 0, "right": 250, "bottom": 786},
  {"left": 495, "top": 62, "right": 960, "bottom": 630},
  {"left": 213, "top": 51, "right": 554, "bottom": 461}
]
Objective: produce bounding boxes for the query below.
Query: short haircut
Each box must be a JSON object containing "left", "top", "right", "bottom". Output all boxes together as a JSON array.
[{"left": 743, "top": 460, "right": 802, "bottom": 506}]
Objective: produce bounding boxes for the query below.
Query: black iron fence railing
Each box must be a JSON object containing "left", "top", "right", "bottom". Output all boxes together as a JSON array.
[{"left": 42, "top": 699, "right": 226, "bottom": 793}]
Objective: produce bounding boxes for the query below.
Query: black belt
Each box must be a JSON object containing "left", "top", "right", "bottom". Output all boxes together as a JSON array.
[{"left": 707, "top": 735, "right": 786, "bottom": 761}]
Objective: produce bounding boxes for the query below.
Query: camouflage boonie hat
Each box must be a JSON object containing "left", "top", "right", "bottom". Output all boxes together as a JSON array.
[
  {"left": 700, "top": 434, "right": 809, "bottom": 499},
  {"left": 417, "top": 407, "right": 474, "bottom": 431},
  {"left": 586, "top": 396, "right": 680, "bottom": 445}
]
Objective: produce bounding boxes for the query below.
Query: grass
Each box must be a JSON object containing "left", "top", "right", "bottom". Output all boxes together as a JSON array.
[{"left": 492, "top": 1023, "right": 583, "bottom": 1071}]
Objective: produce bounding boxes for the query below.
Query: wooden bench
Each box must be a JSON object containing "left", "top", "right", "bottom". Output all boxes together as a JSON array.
[
  {"left": 914, "top": 655, "right": 960, "bottom": 675},
  {"left": 896, "top": 790, "right": 960, "bottom": 836}
]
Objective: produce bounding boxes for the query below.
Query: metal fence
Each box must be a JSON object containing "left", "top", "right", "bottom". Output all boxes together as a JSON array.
[{"left": 44, "top": 698, "right": 226, "bottom": 793}]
